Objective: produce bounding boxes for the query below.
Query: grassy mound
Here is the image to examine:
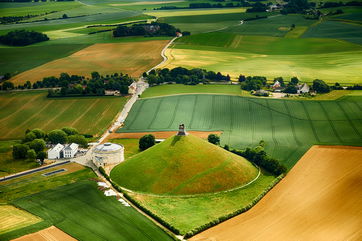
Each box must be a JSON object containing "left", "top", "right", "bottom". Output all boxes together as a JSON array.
[{"left": 110, "top": 135, "right": 258, "bottom": 195}]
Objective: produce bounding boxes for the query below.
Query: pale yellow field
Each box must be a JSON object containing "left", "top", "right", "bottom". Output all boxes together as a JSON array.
[
  {"left": 145, "top": 8, "right": 246, "bottom": 17},
  {"left": 161, "top": 48, "right": 362, "bottom": 83},
  {"left": 192, "top": 145, "right": 362, "bottom": 241},
  {"left": 110, "top": 1, "right": 184, "bottom": 6},
  {"left": 0, "top": 205, "right": 41, "bottom": 235},
  {"left": 10, "top": 40, "right": 169, "bottom": 84},
  {"left": 13, "top": 226, "right": 76, "bottom": 241}
]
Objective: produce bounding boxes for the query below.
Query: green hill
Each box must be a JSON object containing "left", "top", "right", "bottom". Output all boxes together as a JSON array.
[{"left": 110, "top": 135, "right": 258, "bottom": 195}]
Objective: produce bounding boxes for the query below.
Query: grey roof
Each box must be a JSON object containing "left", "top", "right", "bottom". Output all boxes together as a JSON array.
[{"left": 94, "top": 142, "right": 123, "bottom": 152}]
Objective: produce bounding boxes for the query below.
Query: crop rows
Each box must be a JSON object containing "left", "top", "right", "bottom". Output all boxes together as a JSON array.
[{"left": 120, "top": 94, "right": 362, "bottom": 168}]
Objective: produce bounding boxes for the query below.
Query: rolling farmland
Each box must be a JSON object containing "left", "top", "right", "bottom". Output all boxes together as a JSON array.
[
  {"left": 11, "top": 181, "right": 173, "bottom": 241},
  {"left": 163, "top": 32, "right": 362, "bottom": 83},
  {"left": 119, "top": 94, "right": 362, "bottom": 169},
  {"left": 10, "top": 40, "right": 169, "bottom": 84},
  {"left": 0, "top": 91, "right": 128, "bottom": 140},
  {"left": 191, "top": 145, "right": 362, "bottom": 241}
]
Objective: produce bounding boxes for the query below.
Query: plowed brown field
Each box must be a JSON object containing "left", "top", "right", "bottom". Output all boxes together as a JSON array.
[
  {"left": 13, "top": 226, "right": 76, "bottom": 241},
  {"left": 191, "top": 145, "right": 362, "bottom": 241},
  {"left": 10, "top": 40, "right": 169, "bottom": 84}
]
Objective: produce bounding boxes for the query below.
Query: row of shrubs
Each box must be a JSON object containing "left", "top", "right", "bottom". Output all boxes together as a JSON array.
[{"left": 184, "top": 174, "right": 284, "bottom": 238}]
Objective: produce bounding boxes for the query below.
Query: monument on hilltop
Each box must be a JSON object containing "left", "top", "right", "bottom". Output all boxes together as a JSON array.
[{"left": 177, "top": 124, "right": 187, "bottom": 136}]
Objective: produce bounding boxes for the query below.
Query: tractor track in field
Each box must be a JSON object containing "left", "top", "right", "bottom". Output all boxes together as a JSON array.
[
  {"left": 147, "top": 98, "right": 163, "bottom": 129},
  {"left": 189, "top": 95, "right": 199, "bottom": 129},
  {"left": 283, "top": 100, "right": 301, "bottom": 146},
  {"left": 319, "top": 102, "right": 343, "bottom": 143},
  {"left": 166, "top": 96, "right": 180, "bottom": 129},
  {"left": 301, "top": 101, "right": 321, "bottom": 143},
  {"left": 337, "top": 102, "right": 362, "bottom": 138}
]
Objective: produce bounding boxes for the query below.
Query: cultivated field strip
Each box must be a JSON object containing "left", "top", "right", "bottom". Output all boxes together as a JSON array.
[
  {"left": 0, "top": 91, "right": 128, "bottom": 139},
  {"left": 120, "top": 94, "right": 362, "bottom": 168}
]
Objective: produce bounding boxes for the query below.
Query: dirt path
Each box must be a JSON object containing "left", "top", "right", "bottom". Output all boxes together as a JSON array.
[{"left": 191, "top": 145, "right": 362, "bottom": 241}]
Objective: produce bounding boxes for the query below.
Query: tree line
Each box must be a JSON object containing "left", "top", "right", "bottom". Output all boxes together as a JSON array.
[
  {"left": 0, "top": 72, "right": 134, "bottom": 96},
  {"left": 45, "top": 72, "right": 134, "bottom": 97},
  {"left": 113, "top": 23, "right": 180, "bottom": 38},
  {"left": 208, "top": 134, "right": 287, "bottom": 176},
  {"left": 12, "top": 127, "right": 88, "bottom": 164},
  {"left": 144, "top": 67, "right": 231, "bottom": 86},
  {"left": 0, "top": 30, "right": 49, "bottom": 46}
]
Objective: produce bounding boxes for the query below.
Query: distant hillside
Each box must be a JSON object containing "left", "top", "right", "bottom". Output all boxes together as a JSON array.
[{"left": 110, "top": 135, "right": 258, "bottom": 195}]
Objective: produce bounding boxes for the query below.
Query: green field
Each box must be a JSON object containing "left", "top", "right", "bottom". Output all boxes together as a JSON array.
[
  {"left": 128, "top": 170, "right": 276, "bottom": 234},
  {"left": 164, "top": 32, "right": 362, "bottom": 84},
  {"left": 0, "top": 164, "right": 93, "bottom": 202},
  {"left": 0, "top": 91, "right": 128, "bottom": 140},
  {"left": 141, "top": 84, "right": 251, "bottom": 98},
  {"left": 302, "top": 20, "right": 362, "bottom": 45},
  {"left": 7, "top": 181, "right": 173, "bottom": 241},
  {"left": 118, "top": 94, "right": 362, "bottom": 169},
  {"left": 111, "top": 135, "right": 258, "bottom": 195}
]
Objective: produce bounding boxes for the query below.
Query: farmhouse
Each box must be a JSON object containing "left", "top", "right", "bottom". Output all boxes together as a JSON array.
[
  {"left": 128, "top": 82, "right": 137, "bottom": 94},
  {"left": 47, "top": 144, "right": 64, "bottom": 159},
  {"left": 297, "top": 83, "right": 310, "bottom": 94},
  {"left": 47, "top": 143, "right": 78, "bottom": 159},
  {"left": 92, "top": 142, "right": 124, "bottom": 168},
  {"left": 272, "top": 80, "right": 281, "bottom": 89}
]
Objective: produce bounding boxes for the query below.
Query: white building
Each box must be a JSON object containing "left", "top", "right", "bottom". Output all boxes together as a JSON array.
[
  {"left": 63, "top": 143, "right": 79, "bottom": 158},
  {"left": 297, "top": 83, "right": 310, "bottom": 94},
  {"left": 92, "top": 142, "right": 124, "bottom": 168},
  {"left": 48, "top": 144, "right": 64, "bottom": 159},
  {"left": 128, "top": 82, "right": 137, "bottom": 94}
]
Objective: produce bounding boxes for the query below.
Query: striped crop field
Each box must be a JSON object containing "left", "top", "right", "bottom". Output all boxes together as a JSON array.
[
  {"left": 0, "top": 91, "right": 128, "bottom": 140},
  {"left": 118, "top": 94, "right": 362, "bottom": 169}
]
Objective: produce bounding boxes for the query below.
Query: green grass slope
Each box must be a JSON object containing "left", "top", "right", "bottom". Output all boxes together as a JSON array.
[
  {"left": 118, "top": 94, "right": 362, "bottom": 169},
  {"left": 7, "top": 181, "right": 173, "bottom": 241},
  {"left": 111, "top": 135, "right": 258, "bottom": 195}
]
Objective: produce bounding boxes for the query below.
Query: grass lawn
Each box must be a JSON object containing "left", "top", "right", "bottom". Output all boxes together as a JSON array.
[
  {"left": 0, "top": 91, "right": 129, "bottom": 140},
  {"left": 118, "top": 94, "right": 362, "bottom": 169},
  {"left": 141, "top": 84, "right": 251, "bottom": 98},
  {"left": 10, "top": 40, "right": 169, "bottom": 84},
  {"left": 110, "top": 138, "right": 140, "bottom": 159},
  {"left": 128, "top": 170, "right": 276, "bottom": 234},
  {"left": 9, "top": 180, "right": 174, "bottom": 241}
]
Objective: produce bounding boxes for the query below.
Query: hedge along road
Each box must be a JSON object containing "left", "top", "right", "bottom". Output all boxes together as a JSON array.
[{"left": 118, "top": 94, "right": 362, "bottom": 169}]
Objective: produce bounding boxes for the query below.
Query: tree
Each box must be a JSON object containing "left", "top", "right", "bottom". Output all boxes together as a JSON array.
[
  {"left": 26, "top": 149, "right": 37, "bottom": 160},
  {"left": 13, "top": 144, "right": 30, "bottom": 159},
  {"left": 62, "top": 14, "right": 68, "bottom": 19},
  {"left": 284, "top": 85, "right": 298, "bottom": 94},
  {"left": 0, "top": 30, "right": 49, "bottom": 46},
  {"left": 2, "top": 81, "right": 14, "bottom": 90},
  {"left": 37, "top": 151, "right": 47, "bottom": 164},
  {"left": 68, "top": 134, "right": 88, "bottom": 147},
  {"left": 61, "top": 127, "right": 78, "bottom": 136},
  {"left": 238, "top": 74, "right": 246, "bottom": 82},
  {"left": 48, "top": 129, "right": 68, "bottom": 144},
  {"left": 23, "top": 132, "right": 37, "bottom": 142},
  {"left": 139, "top": 134, "right": 155, "bottom": 151},
  {"left": 313, "top": 79, "right": 330, "bottom": 93},
  {"left": 91, "top": 71, "right": 100, "bottom": 80},
  {"left": 290, "top": 77, "right": 299, "bottom": 85},
  {"left": 29, "top": 139, "right": 46, "bottom": 153},
  {"left": 208, "top": 134, "right": 220, "bottom": 145},
  {"left": 31, "top": 128, "right": 45, "bottom": 139}
]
